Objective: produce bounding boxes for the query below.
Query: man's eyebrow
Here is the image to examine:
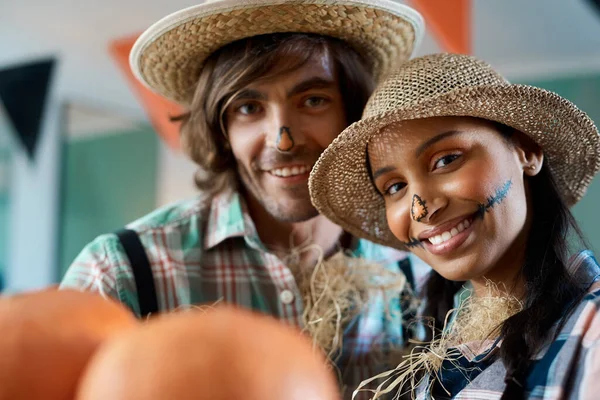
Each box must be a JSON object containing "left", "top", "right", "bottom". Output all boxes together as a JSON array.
[
  {"left": 287, "top": 77, "right": 336, "bottom": 97},
  {"left": 233, "top": 88, "right": 267, "bottom": 101}
]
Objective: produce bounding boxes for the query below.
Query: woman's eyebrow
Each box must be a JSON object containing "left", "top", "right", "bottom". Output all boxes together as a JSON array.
[{"left": 415, "top": 130, "right": 464, "bottom": 158}]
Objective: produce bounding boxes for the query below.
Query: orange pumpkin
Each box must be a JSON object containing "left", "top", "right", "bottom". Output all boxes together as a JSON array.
[
  {"left": 0, "top": 289, "right": 138, "bottom": 400},
  {"left": 77, "top": 306, "right": 340, "bottom": 400}
]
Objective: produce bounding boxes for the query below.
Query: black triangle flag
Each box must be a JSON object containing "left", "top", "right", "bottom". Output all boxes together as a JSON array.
[
  {"left": 0, "top": 58, "right": 56, "bottom": 159},
  {"left": 587, "top": 0, "right": 600, "bottom": 14}
]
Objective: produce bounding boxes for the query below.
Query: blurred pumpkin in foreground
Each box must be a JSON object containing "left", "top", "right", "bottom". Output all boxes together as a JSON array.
[
  {"left": 77, "top": 306, "right": 340, "bottom": 400},
  {"left": 0, "top": 289, "right": 138, "bottom": 400}
]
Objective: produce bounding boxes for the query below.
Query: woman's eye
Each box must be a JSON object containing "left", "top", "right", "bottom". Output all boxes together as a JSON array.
[
  {"left": 434, "top": 154, "right": 461, "bottom": 170},
  {"left": 304, "top": 96, "right": 327, "bottom": 107},
  {"left": 385, "top": 182, "right": 407, "bottom": 196},
  {"left": 236, "top": 102, "right": 262, "bottom": 115}
]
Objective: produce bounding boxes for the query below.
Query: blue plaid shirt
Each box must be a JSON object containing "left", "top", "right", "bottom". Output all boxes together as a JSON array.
[
  {"left": 416, "top": 250, "right": 600, "bottom": 400},
  {"left": 61, "top": 190, "right": 429, "bottom": 399}
]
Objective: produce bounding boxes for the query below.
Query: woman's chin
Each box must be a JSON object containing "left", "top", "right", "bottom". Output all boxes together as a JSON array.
[{"left": 429, "top": 257, "right": 484, "bottom": 282}]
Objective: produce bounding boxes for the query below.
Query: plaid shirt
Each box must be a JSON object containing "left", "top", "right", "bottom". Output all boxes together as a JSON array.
[
  {"left": 415, "top": 250, "right": 600, "bottom": 400},
  {"left": 60, "top": 189, "right": 419, "bottom": 399}
]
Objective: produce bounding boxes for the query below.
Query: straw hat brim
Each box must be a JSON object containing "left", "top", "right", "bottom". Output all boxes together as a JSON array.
[
  {"left": 130, "top": 0, "right": 424, "bottom": 105},
  {"left": 309, "top": 83, "right": 600, "bottom": 250}
]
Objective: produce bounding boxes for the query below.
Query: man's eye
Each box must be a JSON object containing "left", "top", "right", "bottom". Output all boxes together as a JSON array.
[
  {"left": 236, "top": 102, "right": 262, "bottom": 115},
  {"left": 304, "top": 97, "right": 327, "bottom": 107}
]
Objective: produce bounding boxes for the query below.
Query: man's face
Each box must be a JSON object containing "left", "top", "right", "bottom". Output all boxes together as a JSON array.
[{"left": 225, "top": 52, "right": 347, "bottom": 223}]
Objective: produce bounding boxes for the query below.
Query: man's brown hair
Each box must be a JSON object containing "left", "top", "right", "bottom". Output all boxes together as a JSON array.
[{"left": 174, "top": 33, "right": 375, "bottom": 196}]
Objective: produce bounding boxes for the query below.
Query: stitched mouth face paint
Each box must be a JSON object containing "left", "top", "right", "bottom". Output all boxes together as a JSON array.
[
  {"left": 400, "top": 237, "right": 424, "bottom": 249},
  {"left": 276, "top": 126, "right": 294, "bottom": 152},
  {"left": 477, "top": 179, "right": 513, "bottom": 218},
  {"left": 411, "top": 194, "right": 428, "bottom": 222}
]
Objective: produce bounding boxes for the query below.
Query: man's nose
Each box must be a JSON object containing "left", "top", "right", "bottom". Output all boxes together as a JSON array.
[{"left": 265, "top": 106, "right": 303, "bottom": 153}]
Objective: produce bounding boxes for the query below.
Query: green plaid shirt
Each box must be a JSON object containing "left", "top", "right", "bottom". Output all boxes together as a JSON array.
[{"left": 61, "top": 189, "right": 419, "bottom": 398}]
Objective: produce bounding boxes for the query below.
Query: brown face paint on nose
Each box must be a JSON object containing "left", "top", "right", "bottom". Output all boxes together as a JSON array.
[
  {"left": 411, "top": 194, "right": 428, "bottom": 222},
  {"left": 276, "top": 126, "right": 294, "bottom": 152}
]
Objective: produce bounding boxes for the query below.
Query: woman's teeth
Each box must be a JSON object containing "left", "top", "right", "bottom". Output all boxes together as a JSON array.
[
  {"left": 270, "top": 165, "right": 311, "bottom": 177},
  {"left": 428, "top": 219, "right": 471, "bottom": 245}
]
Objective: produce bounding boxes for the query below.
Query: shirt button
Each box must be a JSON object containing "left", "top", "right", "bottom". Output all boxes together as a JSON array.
[{"left": 279, "top": 289, "right": 295, "bottom": 305}]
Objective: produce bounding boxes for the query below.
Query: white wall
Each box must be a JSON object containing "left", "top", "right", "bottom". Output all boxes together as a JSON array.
[
  {"left": 6, "top": 91, "right": 61, "bottom": 290},
  {"left": 1, "top": 0, "right": 600, "bottom": 291},
  {"left": 156, "top": 142, "right": 199, "bottom": 207}
]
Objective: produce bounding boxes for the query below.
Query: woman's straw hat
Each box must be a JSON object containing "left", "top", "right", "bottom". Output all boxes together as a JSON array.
[
  {"left": 309, "top": 53, "right": 600, "bottom": 250},
  {"left": 130, "top": 0, "right": 424, "bottom": 105}
]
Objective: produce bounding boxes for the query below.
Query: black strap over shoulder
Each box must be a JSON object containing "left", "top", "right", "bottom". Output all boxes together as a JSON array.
[{"left": 115, "top": 229, "right": 159, "bottom": 318}]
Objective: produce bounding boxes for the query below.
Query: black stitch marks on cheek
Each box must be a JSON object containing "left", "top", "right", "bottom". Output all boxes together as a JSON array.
[
  {"left": 476, "top": 203, "right": 486, "bottom": 220},
  {"left": 486, "top": 179, "right": 513, "bottom": 209},
  {"left": 401, "top": 237, "right": 423, "bottom": 249},
  {"left": 476, "top": 179, "right": 513, "bottom": 219},
  {"left": 411, "top": 194, "right": 428, "bottom": 222}
]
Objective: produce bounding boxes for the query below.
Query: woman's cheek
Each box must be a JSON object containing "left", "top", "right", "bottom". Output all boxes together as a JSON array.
[
  {"left": 386, "top": 201, "right": 410, "bottom": 241},
  {"left": 445, "top": 163, "right": 498, "bottom": 201}
]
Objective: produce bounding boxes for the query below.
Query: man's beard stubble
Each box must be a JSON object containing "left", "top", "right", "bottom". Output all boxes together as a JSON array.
[{"left": 237, "top": 147, "right": 322, "bottom": 223}]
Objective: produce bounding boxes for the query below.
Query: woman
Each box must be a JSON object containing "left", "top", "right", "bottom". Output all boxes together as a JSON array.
[{"left": 309, "top": 53, "right": 600, "bottom": 399}]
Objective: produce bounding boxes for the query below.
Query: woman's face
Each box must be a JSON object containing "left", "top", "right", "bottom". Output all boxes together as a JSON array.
[{"left": 368, "top": 117, "right": 543, "bottom": 290}]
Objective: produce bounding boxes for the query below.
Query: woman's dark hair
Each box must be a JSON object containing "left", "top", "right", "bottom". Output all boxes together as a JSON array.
[{"left": 420, "top": 122, "right": 588, "bottom": 399}]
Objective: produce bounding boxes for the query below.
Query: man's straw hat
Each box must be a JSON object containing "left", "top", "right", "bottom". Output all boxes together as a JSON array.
[{"left": 130, "top": 0, "right": 424, "bottom": 105}]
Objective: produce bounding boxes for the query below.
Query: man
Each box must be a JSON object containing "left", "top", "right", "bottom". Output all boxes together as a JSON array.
[{"left": 61, "top": 0, "right": 425, "bottom": 397}]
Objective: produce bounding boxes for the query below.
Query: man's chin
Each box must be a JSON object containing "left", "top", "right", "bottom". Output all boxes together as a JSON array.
[
  {"left": 263, "top": 199, "right": 320, "bottom": 223},
  {"left": 243, "top": 178, "right": 319, "bottom": 223},
  {"left": 272, "top": 206, "right": 319, "bottom": 223}
]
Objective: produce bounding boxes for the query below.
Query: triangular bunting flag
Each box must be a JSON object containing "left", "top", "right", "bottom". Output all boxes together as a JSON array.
[
  {"left": 109, "top": 34, "right": 183, "bottom": 150},
  {"left": 0, "top": 58, "right": 56, "bottom": 159},
  {"left": 411, "top": 0, "right": 472, "bottom": 54},
  {"left": 587, "top": 0, "right": 600, "bottom": 14}
]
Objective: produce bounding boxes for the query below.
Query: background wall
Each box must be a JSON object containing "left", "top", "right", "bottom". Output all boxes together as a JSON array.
[
  {"left": 57, "top": 104, "right": 159, "bottom": 278},
  {"left": 1, "top": 0, "right": 599, "bottom": 291},
  {"left": 515, "top": 73, "right": 600, "bottom": 253},
  {"left": 0, "top": 110, "right": 13, "bottom": 290}
]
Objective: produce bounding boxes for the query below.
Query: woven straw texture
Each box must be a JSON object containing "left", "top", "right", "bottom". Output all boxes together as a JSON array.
[
  {"left": 309, "top": 53, "right": 600, "bottom": 250},
  {"left": 131, "top": 0, "right": 422, "bottom": 105}
]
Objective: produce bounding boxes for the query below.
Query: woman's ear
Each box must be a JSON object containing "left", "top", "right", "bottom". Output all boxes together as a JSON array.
[{"left": 512, "top": 132, "right": 544, "bottom": 176}]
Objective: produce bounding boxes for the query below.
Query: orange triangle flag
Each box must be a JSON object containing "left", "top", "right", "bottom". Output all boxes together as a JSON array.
[
  {"left": 109, "top": 34, "right": 184, "bottom": 150},
  {"left": 411, "top": 0, "right": 472, "bottom": 54}
]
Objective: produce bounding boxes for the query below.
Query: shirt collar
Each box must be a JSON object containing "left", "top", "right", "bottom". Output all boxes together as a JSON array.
[
  {"left": 202, "top": 190, "right": 403, "bottom": 257},
  {"left": 568, "top": 250, "right": 600, "bottom": 289},
  {"left": 203, "top": 190, "right": 263, "bottom": 250},
  {"left": 453, "top": 250, "right": 600, "bottom": 360}
]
